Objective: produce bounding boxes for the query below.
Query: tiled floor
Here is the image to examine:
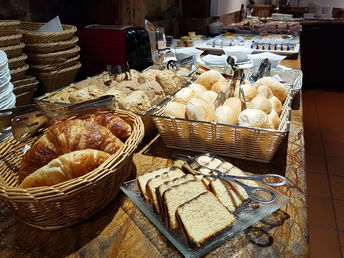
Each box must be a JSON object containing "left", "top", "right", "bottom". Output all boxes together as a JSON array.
[{"left": 303, "top": 89, "right": 344, "bottom": 258}]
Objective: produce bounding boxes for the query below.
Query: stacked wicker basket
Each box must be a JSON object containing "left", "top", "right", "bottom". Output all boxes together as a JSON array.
[
  {"left": 0, "top": 20, "right": 38, "bottom": 106},
  {"left": 18, "top": 21, "right": 81, "bottom": 95}
]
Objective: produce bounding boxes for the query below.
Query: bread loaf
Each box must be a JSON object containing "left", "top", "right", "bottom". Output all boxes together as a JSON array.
[
  {"left": 19, "top": 149, "right": 110, "bottom": 188},
  {"left": 138, "top": 80, "right": 166, "bottom": 105},
  {"left": 68, "top": 85, "right": 105, "bottom": 104},
  {"left": 188, "top": 83, "right": 206, "bottom": 97},
  {"left": 269, "top": 96, "right": 282, "bottom": 115},
  {"left": 117, "top": 90, "right": 152, "bottom": 113},
  {"left": 248, "top": 95, "right": 272, "bottom": 114},
  {"left": 238, "top": 109, "right": 274, "bottom": 129},
  {"left": 186, "top": 98, "right": 214, "bottom": 122},
  {"left": 162, "top": 179, "right": 208, "bottom": 230},
  {"left": 164, "top": 101, "right": 186, "bottom": 119},
  {"left": 214, "top": 105, "right": 238, "bottom": 125},
  {"left": 176, "top": 191, "right": 235, "bottom": 247},
  {"left": 146, "top": 169, "right": 185, "bottom": 214},
  {"left": 211, "top": 79, "right": 231, "bottom": 93},
  {"left": 223, "top": 97, "right": 242, "bottom": 117},
  {"left": 116, "top": 80, "right": 140, "bottom": 95},
  {"left": 268, "top": 109, "right": 280, "bottom": 129},
  {"left": 255, "top": 77, "right": 288, "bottom": 102},
  {"left": 195, "top": 69, "right": 223, "bottom": 90},
  {"left": 18, "top": 119, "right": 123, "bottom": 183},
  {"left": 257, "top": 85, "right": 273, "bottom": 99},
  {"left": 155, "top": 70, "right": 180, "bottom": 94},
  {"left": 104, "top": 88, "right": 127, "bottom": 103},
  {"left": 137, "top": 167, "right": 170, "bottom": 200},
  {"left": 234, "top": 84, "right": 257, "bottom": 102},
  {"left": 79, "top": 113, "right": 132, "bottom": 139},
  {"left": 174, "top": 87, "right": 196, "bottom": 105},
  {"left": 199, "top": 90, "right": 218, "bottom": 105}
]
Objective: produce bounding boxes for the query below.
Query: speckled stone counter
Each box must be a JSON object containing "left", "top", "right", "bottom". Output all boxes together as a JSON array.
[{"left": 0, "top": 60, "right": 307, "bottom": 257}]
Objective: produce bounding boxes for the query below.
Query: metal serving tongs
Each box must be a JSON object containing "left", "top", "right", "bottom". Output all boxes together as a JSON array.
[
  {"left": 173, "top": 153, "right": 287, "bottom": 204},
  {"left": 167, "top": 55, "right": 196, "bottom": 70},
  {"left": 249, "top": 58, "right": 271, "bottom": 83},
  {"left": 3, "top": 95, "right": 116, "bottom": 141}
]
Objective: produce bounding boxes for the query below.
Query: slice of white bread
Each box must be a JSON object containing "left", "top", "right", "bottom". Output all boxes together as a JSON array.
[
  {"left": 156, "top": 174, "right": 195, "bottom": 220},
  {"left": 146, "top": 168, "right": 185, "bottom": 214},
  {"left": 176, "top": 191, "right": 236, "bottom": 247},
  {"left": 162, "top": 179, "right": 208, "bottom": 231},
  {"left": 137, "top": 167, "right": 170, "bottom": 200}
]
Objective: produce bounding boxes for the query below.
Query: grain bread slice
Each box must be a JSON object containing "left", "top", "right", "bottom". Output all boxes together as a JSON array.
[
  {"left": 156, "top": 174, "right": 195, "bottom": 220},
  {"left": 145, "top": 168, "right": 185, "bottom": 214},
  {"left": 137, "top": 167, "right": 170, "bottom": 200},
  {"left": 162, "top": 179, "right": 208, "bottom": 231},
  {"left": 175, "top": 191, "right": 236, "bottom": 248}
]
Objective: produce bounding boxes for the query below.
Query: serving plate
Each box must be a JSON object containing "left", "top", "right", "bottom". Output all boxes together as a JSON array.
[{"left": 121, "top": 178, "right": 290, "bottom": 257}]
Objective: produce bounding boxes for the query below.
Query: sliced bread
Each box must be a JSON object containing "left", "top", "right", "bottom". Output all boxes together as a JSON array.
[
  {"left": 162, "top": 179, "right": 208, "bottom": 231},
  {"left": 176, "top": 191, "right": 236, "bottom": 247},
  {"left": 137, "top": 167, "right": 170, "bottom": 200},
  {"left": 145, "top": 168, "right": 185, "bottom": 214}
]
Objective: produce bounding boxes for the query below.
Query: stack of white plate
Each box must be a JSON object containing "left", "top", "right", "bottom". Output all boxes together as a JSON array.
[{"left": 0, "top": 50, "right": 16, "bottom": 110}]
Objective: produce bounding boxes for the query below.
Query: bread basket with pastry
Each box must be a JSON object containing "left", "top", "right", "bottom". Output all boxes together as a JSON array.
[
  {"left": 34, "top": 65, "right": 192, "bottom": 137},
  {"left": 150, "top": 68, "right": 299, "bottom": 163},
  {"left": 0, "top": 96, "right": 144, "bottom": 230}
]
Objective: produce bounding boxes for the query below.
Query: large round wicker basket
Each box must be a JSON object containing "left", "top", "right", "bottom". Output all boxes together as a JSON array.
[
  {"left": 0, "top": 20, "right": 20, "bottom": 36},
  {"left": 0, "top": 109, "right": 144, "bottom": 230},
  {"left": 18, "top": 22, "right": 77, "bottom": 44},
  {"left": 24, "top": 36, "right": 79, "bottom": 53},
  {"left": 26, "top": 45, "right": 80, "bottom": 64}
]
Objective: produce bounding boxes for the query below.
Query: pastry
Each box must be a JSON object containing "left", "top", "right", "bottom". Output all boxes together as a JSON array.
[
  {"left": 174, "top": 87, "right": 196, "bottom": 105},
  {"left": 164, "top": 101, "right": 186, "bottom": 119},
  {"left": 195, "top": 69, "right": 223, "bottom": 90},
  {"left": 138, "top": 80, "right": 166, "bottom": 105},
  {"left": 248, "top": 95, "right": 272, "bottom": 114},
  {"left": 238, "top": 109, "right": 274, "bottom": 129},
  {"left": 117, "top": 90, "right": 152, "bottom": 114}
]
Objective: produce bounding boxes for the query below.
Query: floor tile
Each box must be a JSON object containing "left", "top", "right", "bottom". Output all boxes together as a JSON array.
[
  {"left": 326, "top": 156, "right": 344, "bottom": 177},
  {"left": 321, "top": 128, "right": 344, "bottom": 143},
  {"left": 303, "top": 107, "right": 319, "bottom": 127},
  {"left": 309, "top": 226, "right": 341, "bottom": 258},
  {"left": 304, "top": 126, "right": 324, "bottom": 156},
  {"left": 306, "top": 173, "right": 331, "bottom": 198},
  {"left": 324, "top": 141, "right": 344, "bottom": 158},
  {"left": 308, "top": 195, "right": 336, "bottom": 229},
  {"left": 331, "top": 176, "right": 344, "bottom": 200},
  {"left": 334, "top": 200, "right": 344, "bottom": 231},
  {"left": 305, "top": 154, "right": 327, "bottom": 174},
  {"left": 339, "top": 231, "right": 344, "bottom": 247},
  {"left": 313, "top": 90, "right": 343, "bottom": 109},
  {"left": 317, "top": 107, "right": 344, "bottom": 129}
]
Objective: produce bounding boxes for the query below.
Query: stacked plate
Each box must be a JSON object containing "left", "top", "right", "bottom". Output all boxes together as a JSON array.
[
  {"left": 0, "top": 50, "right": 16, "bottom": 110},
  {"left": 18, "top": 21, "right": 81, "bottom": 95}
]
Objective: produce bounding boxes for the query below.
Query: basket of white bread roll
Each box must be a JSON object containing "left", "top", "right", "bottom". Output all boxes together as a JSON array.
[
  {"left": 151, "top": 68, "right": 302, "bottom": 163},
  {"left": 0, "top": 109, "right": 144, "bottom": 230}
]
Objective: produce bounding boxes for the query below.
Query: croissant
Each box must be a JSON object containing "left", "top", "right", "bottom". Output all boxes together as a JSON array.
[
  {"left": 18, "top": 119, "right": 123, "bottom": 183},
  {"left": 79, "top": 113, "right": 132, "bottom": 139},
  {"left": 19, "top": 149, "right": 110, "bottom": 188}
]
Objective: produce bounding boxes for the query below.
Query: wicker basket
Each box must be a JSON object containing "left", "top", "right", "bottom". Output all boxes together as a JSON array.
[
  {"left": 0, "top": 109, "right": 144, "bottom": 230},
  {"left": 30, "top": 54, "right": 79, "bottom": 73},
  {"left": 15, "top": 88, "right": 36, "bottom": 106},
  {"left": 0, "top": 20, "right": 20, "bottom": 36},
  {"left": 8, "top": 53, "right": 28, "bottom": 69},
  {"left": 13, "top": 80, "right": 38, "bottom": 95},
  {"left": 24, "top": 36, "right": 79, "bottom": 53},
  {"left": 10, "top": 63, "right": 29, "bottom": 81},
  {"left": 18, "top": 22, "right": 77, "bottom": 44},
  {"left": 0, "top": 33, "right": 22, "bottom": 47},
  {"left": 12, "top": 75, "right": 37, "bottom": 88},
  {"left": 0, "top": 42, "right": 25, "bottom": 58},
  {"left": 35, "top": 62, "right": 81, "bottom": 93},
  {"left": 150, "top": 86, "right": 294, "bottom": 163},
  {"left": 26, "top": 45, "right": 80, "bottom": 64}
]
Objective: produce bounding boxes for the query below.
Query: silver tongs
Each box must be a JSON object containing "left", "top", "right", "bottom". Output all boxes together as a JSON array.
[
  {"left": 167, "top": 55, "right": 196, "bottom": 70},
  {"left": 0, "top": 95, "right": 116, "bottom": 141},
  {"left": 249, "top": 58, "right": 271, "bottom": 83},
  {"left": 173, "top": 153, "right": 287, "bottom": 204}
]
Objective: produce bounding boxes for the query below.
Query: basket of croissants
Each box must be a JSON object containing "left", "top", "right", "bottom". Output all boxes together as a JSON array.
[{"left": 0, "top": 109, "right": 144, "bottom": 230}]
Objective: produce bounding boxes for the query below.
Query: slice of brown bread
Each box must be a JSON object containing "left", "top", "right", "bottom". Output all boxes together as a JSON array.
[
  {"left": 162, "top": 179, "right": 208, "bottom": 231},
  {"left": 176, "top": 191, "right": 236, "bottom": 248},
  {"left": 146, "top": 168, "right": 185, "bottom": 214},
  {"left": 156, "top": 174, "right": 195, "bottom": 220},
  {"left": 137, "top": 167, "right": 170, "bottom": 200}
]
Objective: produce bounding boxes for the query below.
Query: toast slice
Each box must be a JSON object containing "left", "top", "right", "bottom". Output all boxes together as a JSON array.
[
  {"left": 156, "top": 174, "right": 195, "bottom": 220},
  {"left": 137, "top": 167, "right": 170, "bottom": 200},
  {"left": 162, "top": 179, "right": 208, "bottom": 231},
  {"left": 145, "top": 168, "right": 185, "bottom": 214},
  {"left": 176, "top": 191, "right": 235, "bottom": 247}
]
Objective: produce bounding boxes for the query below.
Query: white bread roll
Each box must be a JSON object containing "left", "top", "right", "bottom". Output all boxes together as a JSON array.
[
  {"left": 195, "top": 70, "right": 224, "bottom": 90},
  {"left": 174, "top": 87, "right": 196, "bottom": 105},
  {"left": 188, "top": 83, "right": 206, "bottom": 97},
  {"left": 211, "top": 78, "right": 230, "bottom": 93},
  {"left": 268, "top": 109, "right": 280, "bottom": 129},
  {"left": 214, "top": 105, "right": 238, "bottom": 125},
  {"left": 186, "top": 98, "right": 214, "bottom": 122},
  {"left": 200, "top": 90, "right": 218, "bottom": 104},
  {"left": 238, "top": 109, "right": 274, "bottom": 129},
  {"left": 248, "top": 95, "right": 272, "bottom": 114},
  {"left": 223, "top": 97, "right": 242, "bottom": 116},
  {"left": 164, "top": 101, "right": 186, "bottom": 119},
  {"left": 257, "top": 85, "right": 274, "bottom": 99},
  {"left": 255, "top": 77, "right": 288, "bottom": 103},
  {"left": 269, "top": 96, "right": 282, "bottom": 115},
  {"left": 234, "top": 84, "right": 257, "bottom": 102}
]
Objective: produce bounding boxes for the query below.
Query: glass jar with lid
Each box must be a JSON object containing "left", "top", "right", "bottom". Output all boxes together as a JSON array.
[{"left": 155, "top": 27, "right": 166, "bottom": 51}]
